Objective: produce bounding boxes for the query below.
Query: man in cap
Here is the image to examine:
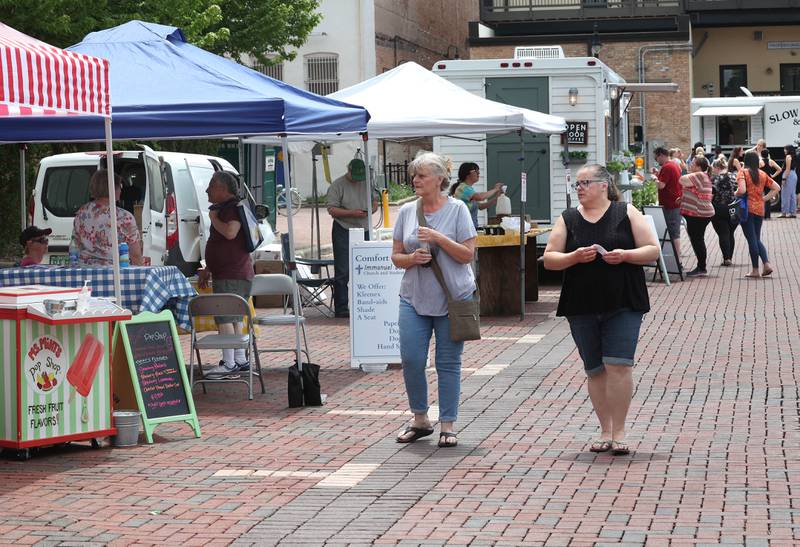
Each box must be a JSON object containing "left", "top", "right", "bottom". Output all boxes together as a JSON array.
[
  {"left": 19, "top": 226, "right": 52, "bottom": 266},
  {"left": 326, "top": 158, "right": 379, "bottom": 318}
]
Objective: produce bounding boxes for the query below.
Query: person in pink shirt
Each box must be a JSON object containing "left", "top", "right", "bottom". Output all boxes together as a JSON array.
[{"left": 19, "top": 226, "right": 52, "bottom": 267}]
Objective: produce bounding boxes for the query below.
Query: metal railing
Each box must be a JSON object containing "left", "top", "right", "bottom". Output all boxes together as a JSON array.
[
  {"left": 480, "top": 0, "right": 687, "bottom": 21},
  {"left": 385, "top": 161, "right": 411, "bottom": 187}
]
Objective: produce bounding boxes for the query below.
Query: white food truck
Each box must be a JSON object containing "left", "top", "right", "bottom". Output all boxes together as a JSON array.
[
  {"left": 432, "top": 47, "right": 630, "bottom": 228},
  {"left": 691, "top": 95, "right": 800, "bottom": 157}
]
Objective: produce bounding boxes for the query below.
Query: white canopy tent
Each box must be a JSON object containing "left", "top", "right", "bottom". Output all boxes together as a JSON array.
[
  {"left": 247, "top": 61, "right": 566, "bottom": 143},
  {"left": 247, "top": 62, "right": 567, "bottom": 319}
]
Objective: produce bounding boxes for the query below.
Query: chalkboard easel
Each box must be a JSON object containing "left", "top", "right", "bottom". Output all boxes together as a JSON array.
[{"left": 112, "top": 311, "right": 200, "bottom": 443}]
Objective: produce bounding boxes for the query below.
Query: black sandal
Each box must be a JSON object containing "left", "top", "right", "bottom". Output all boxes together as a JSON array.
[
  {"left": 589, "top": 439, "right": 612, "bottom": 453},
  {"left": 438, "top": 432, "right": 458, "bottom": 448},
  {"left": 611, "top": 440, "right": 630, "bottom": 455},
  {"left": 396, "top": 426, "right": 434, "bottom": 444}
]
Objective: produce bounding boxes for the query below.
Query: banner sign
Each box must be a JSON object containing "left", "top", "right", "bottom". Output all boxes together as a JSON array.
[{"left": 764, "top": 102, "right": 800, "bottom": 146}]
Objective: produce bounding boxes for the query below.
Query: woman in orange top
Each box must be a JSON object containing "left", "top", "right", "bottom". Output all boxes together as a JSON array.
[{"left": 735, "top": 151, "right": 780, "bottom": 278}]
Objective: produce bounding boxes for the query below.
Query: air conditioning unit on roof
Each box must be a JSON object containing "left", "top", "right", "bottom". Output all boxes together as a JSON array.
[{"left": 514, "top": 46, "right": 565, "bottom": 60}]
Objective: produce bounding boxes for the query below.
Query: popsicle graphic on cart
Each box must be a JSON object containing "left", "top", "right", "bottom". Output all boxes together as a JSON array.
[{"left": 67, "top": 333, "right": 105, "bottom": 423}]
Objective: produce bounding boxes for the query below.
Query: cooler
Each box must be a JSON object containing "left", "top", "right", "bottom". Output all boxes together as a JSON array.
[{"left": 0, "top": 285, "right": 131, "bottom": 455}]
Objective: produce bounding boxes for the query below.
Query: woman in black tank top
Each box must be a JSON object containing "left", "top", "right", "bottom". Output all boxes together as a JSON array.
[{"left": 544, "top": 164, "right": 660, "bottom": 456}]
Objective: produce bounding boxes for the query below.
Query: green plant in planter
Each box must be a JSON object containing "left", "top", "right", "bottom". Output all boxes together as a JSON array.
[
  {"left": 632, "top": 180, "right": 658, "bottom": 210},
  {"left": 605, "top": 160, "right": 626, "bottom": 174},
  {"left": 568, "top": 150, "right": 588, "bottom": 160}
]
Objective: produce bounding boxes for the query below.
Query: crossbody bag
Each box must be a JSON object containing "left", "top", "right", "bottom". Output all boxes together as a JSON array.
[{"left": 416, "top": 199, "right": 481, "bottom": 342}]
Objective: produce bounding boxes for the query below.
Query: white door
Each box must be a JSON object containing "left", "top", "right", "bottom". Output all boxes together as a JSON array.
[{"left": 140, "top": 145, "right": 167, "bottom": 265}]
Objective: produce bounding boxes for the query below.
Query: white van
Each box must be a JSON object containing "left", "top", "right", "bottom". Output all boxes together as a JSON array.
[{"left": 31, "top": 146, "right": 272, "bottom": 275}]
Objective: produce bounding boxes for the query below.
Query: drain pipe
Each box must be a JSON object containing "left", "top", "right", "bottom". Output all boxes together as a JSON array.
[{"left": 638, "top": 41, "right": 693, "bottom": 167}]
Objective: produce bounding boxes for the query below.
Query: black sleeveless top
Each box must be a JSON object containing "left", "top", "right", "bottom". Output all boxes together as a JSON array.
[{"left": 556, "top": 202, "right": 650, "bottom": 317}]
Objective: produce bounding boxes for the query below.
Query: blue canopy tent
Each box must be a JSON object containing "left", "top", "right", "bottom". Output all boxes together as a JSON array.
[{"left": 1, "top": 21, "right": 369, "bottom": 141}]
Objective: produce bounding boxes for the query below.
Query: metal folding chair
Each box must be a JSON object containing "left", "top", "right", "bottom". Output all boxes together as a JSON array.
[
  {"left": 280, "top": 233, "right": 335, "bottom": 317},
  {"left": 251, "top": 274, "right": 310, "bottom": 366},
  {"left": 188, "top": 293, "right": 265, "bottom": 400}
]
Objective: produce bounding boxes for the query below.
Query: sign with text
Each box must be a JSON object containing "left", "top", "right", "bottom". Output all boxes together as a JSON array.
[
  {"left": 566, "top": 121, "right": 589, "bottom": 145},
  {"left": 764, "top": 102, "right": 800, "bottom": 146},
  {"left": 113, "top": 311, "right": 200, "bottom": 443},
  {"left": 349, "top": 231, "right": 404, "bottom": 368}
]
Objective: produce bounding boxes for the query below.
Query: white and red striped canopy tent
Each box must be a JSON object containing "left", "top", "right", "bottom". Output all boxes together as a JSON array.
[{"left": 0, "top": 22, "right": 122, "bottom": 303}]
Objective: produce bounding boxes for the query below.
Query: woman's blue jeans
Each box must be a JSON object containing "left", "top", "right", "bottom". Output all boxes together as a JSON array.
[
  {"left": 740, "top": 214, "right": 768, "bottom": 268},
  {"left": 781, "top": 172, "right": 797, "bottom": 215},
  {"left": 399, "top": 299, "right": 464, "bottom": 423}
]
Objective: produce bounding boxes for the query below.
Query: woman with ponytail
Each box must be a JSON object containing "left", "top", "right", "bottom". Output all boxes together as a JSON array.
[
  {"left": 678, "top": 155, "right": 714, "bottom": 277},
  {"left": 779, "top": 144, "right": 798, "bottom": 218},
  {"left": 736, "top": 151, "right": 781, "bottom": 278},
  {"left": 449, "top": 162, "right": 504, "bottom": 229}
]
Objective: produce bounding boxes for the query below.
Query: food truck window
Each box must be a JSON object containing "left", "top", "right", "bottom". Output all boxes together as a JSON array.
[
  {"left": 720, "top": 65, "right": 747, "bottom": 97},
  {"left": 780, "top": 64, "right": 800, "bottom": 94},
  {"left": 717, "top": 117, "right": 748, "bottom": 146}
]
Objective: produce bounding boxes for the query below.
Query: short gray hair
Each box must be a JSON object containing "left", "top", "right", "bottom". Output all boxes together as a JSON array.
[
  {"left": 579, "top": 163, "right": 619, "bottom": 202},
  {"left": 210, "top": 171, "right": 239, "bottom": 197},
  {"left": 409, "top": 152, "right": 451, "bottom": 191}
]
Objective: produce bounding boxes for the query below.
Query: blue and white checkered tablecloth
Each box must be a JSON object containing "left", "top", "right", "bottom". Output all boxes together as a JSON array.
[{"left": 0, "top": 266, "right": 196, "bottom": 330}]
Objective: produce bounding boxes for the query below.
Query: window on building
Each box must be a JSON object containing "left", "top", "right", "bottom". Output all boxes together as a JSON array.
[
  {"left": 719, "top": 65, "right": 747, "bottom": 97},
  {"left": 717, "top": 116, "right": 749, "bottom": 146},
  {"left": 304, "top": 53, "right": 339, "bottom": 95},
  {"left": 780, "top": 64, "right": 800, "bottom": 95},
  {"left": 248, "top": 59, "right": 284, "bottom": 81}
]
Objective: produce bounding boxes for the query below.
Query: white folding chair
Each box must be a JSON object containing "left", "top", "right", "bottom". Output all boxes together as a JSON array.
[
  {"left": 251, "top": 274, "right": 310, "bottom": 366},
  {"left": 188, "top": 293, "right": 265, "bottom": 400}
]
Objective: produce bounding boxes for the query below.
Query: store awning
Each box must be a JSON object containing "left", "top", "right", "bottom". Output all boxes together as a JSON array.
[{"left": 692, "top": 105, "right": 763, "bottom": 117}]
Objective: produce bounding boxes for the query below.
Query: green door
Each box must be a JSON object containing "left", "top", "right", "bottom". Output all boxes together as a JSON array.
[{"left": 485, "top": 77, "right": 550, "bottom": 221}]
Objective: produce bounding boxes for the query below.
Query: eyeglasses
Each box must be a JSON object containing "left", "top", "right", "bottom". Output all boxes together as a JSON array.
[
  {"left": 571, "top": 179, "right": 605, "bottom": 190},
  {"left": 30, "top": 237, "right": 48, "bottom": 244}
]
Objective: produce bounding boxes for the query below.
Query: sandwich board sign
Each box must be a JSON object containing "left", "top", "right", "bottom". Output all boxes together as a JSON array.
[
  {"left": 112, "top": 311, "right": 200, "bottom": 443},
  {"left": 349, "top": 229, "right": 403, "bottom": 369}
]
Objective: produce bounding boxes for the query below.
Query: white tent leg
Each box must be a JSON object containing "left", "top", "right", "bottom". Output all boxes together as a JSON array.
[
  {"left": 281, "top": 135, "right": 303, "bottom": 373},
  {"left": 105, "top": 117, "right": 122, "bottom": 305},
  {"left": 361, "top": 133, "right": 373, "bottom": 241},
  {"left": 19, "top": 144, "right": 26, "bottom": 229}
]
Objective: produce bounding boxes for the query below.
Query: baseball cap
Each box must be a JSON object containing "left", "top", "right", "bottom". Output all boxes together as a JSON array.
[
  {"left": 20, "top": 225, "right": 52, "bottom": 247},
  {"left": 348, "top": 158, "right": 366, "bottom": 181}
]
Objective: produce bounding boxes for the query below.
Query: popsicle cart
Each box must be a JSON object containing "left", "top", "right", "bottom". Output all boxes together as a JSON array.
[{"left": 0, "top": 285, "right": 131, "bottom": 459}]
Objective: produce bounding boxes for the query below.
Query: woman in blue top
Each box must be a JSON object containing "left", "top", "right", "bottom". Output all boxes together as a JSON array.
[{"left": 448, "top": 162, "right": 504, "bottom": 229}]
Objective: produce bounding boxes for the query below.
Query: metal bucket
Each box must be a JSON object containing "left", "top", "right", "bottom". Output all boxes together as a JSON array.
[{"left": 112, "top": 410, "right": 141, "bottom": 447}]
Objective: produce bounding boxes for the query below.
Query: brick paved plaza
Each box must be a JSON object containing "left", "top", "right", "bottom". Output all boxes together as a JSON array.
[{"left": 1, "top": 219, "right": 799, "bottom": 546}]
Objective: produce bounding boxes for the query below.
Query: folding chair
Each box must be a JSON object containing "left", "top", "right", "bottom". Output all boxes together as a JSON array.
[
  {"left": 280, "top": 233, "right": 335, "bottom": 316},
  {"left": 251, "top": 274, "right": 310, "bottom": 365},
  {"left": 188, "top": 294, "right": 265, "bottom": 400}
]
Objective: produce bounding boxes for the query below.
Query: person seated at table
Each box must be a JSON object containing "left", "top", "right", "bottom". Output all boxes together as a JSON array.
[
  {"left": 449, "top": 162, "right": 504, "bottom": 229},
  {"left": 18, "top": 226, "right": 52, "bottom": 266},
  {"left": 71, "top": 169, "right": 144, "bottom": 266}
]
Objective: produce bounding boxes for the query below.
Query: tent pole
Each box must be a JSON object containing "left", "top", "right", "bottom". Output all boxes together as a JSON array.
[
  {"left": 19, "top": 144, "right": 27, "bottom": 229},
  {"left": 281, "top": 135, "right": 303, "bottom": 372},
  {"left": 362, "top": 133, "right": 373, "bottom": 241},
  {"left": 518, "top": 130, "right": 526, "bottom": 322},
  {"left": 237, "top": 137, "right": 246, "bottom": 195},
  {"left": 311, "top": 152, "right": 321, "bottom": 258},
  {"left": 105, "top": 117, "right": 122, "bottom": 305}
]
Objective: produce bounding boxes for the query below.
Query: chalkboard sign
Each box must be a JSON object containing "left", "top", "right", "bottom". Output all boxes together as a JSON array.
[
  {"left": 112, "top": 311, "right": 200, "bottom": 443},
  {"left": 126, "top": 322, "right": 190, "bottom": 419},
  {"left": 566, "top": 121, "right": 588, "bottom": 145}
]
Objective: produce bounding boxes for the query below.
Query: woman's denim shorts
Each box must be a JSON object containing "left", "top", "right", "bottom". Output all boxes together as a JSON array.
[{"left": 566, "top": 309, "right": 645, "bottom": 377}]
